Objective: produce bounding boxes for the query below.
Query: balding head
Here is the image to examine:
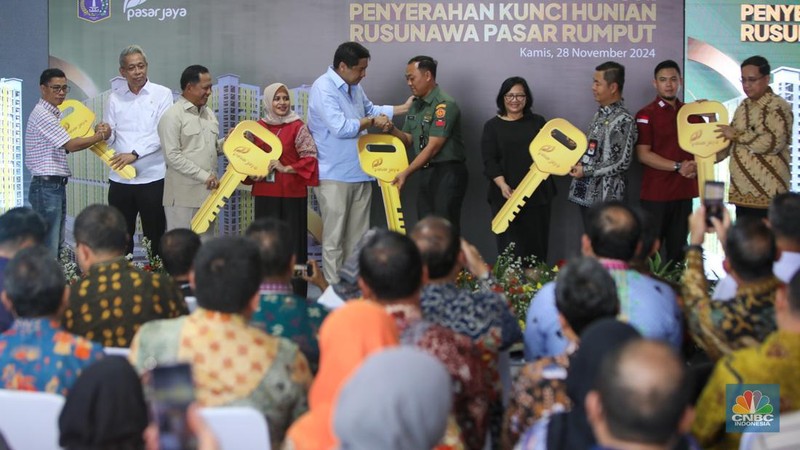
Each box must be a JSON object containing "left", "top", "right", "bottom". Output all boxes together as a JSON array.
[
  {"left": 584, "top": 202, "right": 641, "bottom": 261},
  {"left": 726, "top": 217, "right": 776, "bottom": 282},
  {"left": 588, "top": 340, "right": 691, "bottom": 448},
  {"left": 410, "top": 216, "right": 460, "bottom": 280}
]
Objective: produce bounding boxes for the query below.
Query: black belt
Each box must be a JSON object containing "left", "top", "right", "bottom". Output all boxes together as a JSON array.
[
  {"left": 422, "top": 160, "right": 464, "bottom": 170},
  {"left": 33, "top": 175, "right": 69, "bottom": 185}
]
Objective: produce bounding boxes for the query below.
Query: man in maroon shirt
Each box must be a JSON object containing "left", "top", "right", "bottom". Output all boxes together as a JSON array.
[{"left": 635, "top": 60, "right": 699, "bottom": 265}]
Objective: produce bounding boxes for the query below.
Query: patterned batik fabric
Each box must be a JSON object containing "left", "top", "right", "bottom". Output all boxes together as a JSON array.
[
  {"left": 0, "top": 318, "right": 104, "bottom": 395},
  {"left": 129, "top": 309, "right": 312, "bottom": 447},
  {"left": 63, "top": 257, "right": 187, "bottom": 347},
  {"left": 682, "top": 247, "right": 781, "bottom": 360}
]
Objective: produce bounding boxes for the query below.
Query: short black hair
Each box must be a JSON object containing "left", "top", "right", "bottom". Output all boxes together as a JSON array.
[
  {"left": 160, "top": 229, "right": 201, "bottom": 278},
  {"left": 653, "top": 60, "right": 681, "bottom": 78},
  {"left": 4, "top": 246, "right": 66, "bottom": 317},
  {"left": 597, "top": 340, "right": 691, "bottom": 445},
  {"left": 555, "top": 257, "right": 619, "bottom": 335},
  {"left": 193, "top": 237, "right": 262, "bottom": 313},
  {"left": 595, "top": 61, "right": 625, "bottom": 93},
  {"left": 631, "top": 207, "right": 657, "bottom": 265},
  {"left": 586, "top": 202, "right": 641, "bottom": 261},
  {"left": 245, "top": 218, "right": 294, "bottom": 278},
  {"left": 333, "top": 42, "right": 370, "bottom": 69},
  {"left": 726, "top": 217, "right": 776, "bottom": 282},
  {"left": 408, "top": 55, "right": 437, "bottom": 79},
  {"left": 40, "top": 68, "right": 66, "bottom": 86},
  {"left": 768, "top": 192, "right": 800, "bottom": 245},
  {"left": 73, "top": 204, "right": 128, "bottom": 254},
  {"left": 495, "top": 76, "right": 534, "bottom": 116},
  {"left": 359, "top": 230, "right": 423, "bottom": 301},
  {"left": 0, "top": 207, "right": 46, "bottom": 251},
  {"left": 410, "top": 217, "right": 460, "bottom": 280},
  {"left": 741, "top": 55, "right": 770, "bottom": 75},
  {"left": 180, "top": 64, "right": 209, "bottom": 91}
]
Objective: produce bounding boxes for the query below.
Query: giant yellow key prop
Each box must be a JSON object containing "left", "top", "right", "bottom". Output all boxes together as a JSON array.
[
  {"left": 492, "top": 118, "right": 587, "bottom": 234},
  {"left": 358, "top": 134, "right": 408, "bottom": 234},
  {"left": 58, "top": 99, "right": 136, "bottom": 180},
  {"left": 677, "top": 101, "right": 729, "bottom": 199},
  {"left": 191, "top": 121, "right": 282, "bottom": 233}
]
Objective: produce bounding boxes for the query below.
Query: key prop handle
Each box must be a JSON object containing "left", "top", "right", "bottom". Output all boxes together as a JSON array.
[
  {"left": 59, "top": 99, "right": 136, "bottom": 180},
  {"left": 677, "top": 101, "right": 729, "bottom": 158},
  {"left": 530, "top": 118, "right": 588, "bottom": 175},
  {"left": 357, "top": 134, "right": 409, "bottom": 182},
  {"left": 223, "top": 120, "right": 282, "bottom": 177}
]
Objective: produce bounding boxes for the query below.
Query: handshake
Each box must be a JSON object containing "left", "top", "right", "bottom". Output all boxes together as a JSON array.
[{"left": 371, "top": 114, "right": 394, "bottom": 133}]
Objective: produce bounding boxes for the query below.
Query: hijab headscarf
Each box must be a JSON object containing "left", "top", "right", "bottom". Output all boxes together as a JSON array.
[
  {"left": 334, "top": 347, "right": 452, "bottom": 450},
  {"left": 546, "top": 319, "right": 641, "bottom": 450},
  {"left": 262, "top": 83, "right": 301, "bottom": 125},
  {"left": 59, "top": 356, "right": 148, "bottom": 450},
  {"left": 286, "top": 301, "right": 399, "bottom": 450}
]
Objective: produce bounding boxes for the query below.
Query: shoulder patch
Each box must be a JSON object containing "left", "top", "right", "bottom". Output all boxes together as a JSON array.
[{"left": 435, "top": 108, "right": 446, "bottom": 118}]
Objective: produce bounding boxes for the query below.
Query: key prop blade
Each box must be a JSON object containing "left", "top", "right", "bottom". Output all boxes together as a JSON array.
[
  {"left": 58, "top": 99, "right": 137, "bottom": 180},
  {"left": 677, "top": 101, "right": 729, "bottom": 198},
  {"left": 357, "top": 134, "right": 409, "bottom": 181},
  {"left": 223, "top": 120, "right": 282, "bottom": 177}
]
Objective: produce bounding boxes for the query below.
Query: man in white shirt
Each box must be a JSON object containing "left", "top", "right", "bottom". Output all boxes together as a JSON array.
[{"left": 103, "top": 45, "right": 174, "bottom": 255}]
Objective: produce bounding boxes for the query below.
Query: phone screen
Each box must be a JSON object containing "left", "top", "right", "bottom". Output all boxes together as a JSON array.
[
  {"left": 150, "top": 363, "right": 195, "bottom": 450},
  {"left": 704, "top": 181, "right": 725, "bottom": 226}
]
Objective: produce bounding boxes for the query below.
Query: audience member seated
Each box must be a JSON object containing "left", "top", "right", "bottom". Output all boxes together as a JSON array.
[
  {"left": 693, "top": 269, "right": 800, "bottom": 449},
  {"left": 0, "top": 207, "right": 46, "bottom": 333},
  {"left": 0, "top": 246, "right": 103, "bottom": 395},
  {"left": 515, "top": 319, "right": 640, "bottom": 450},
  {"left": 525, "top": 201, "right": 682, "bottom": 360},
  {"left": 413, "top": 216, "right": 521, "bottom": 352},
  {"left": 63, "top": 204, "right": 186, "bottom": 347},
  {"left": 713, "top": 192, "right": 800, "bottom": 299},
  {"left": 130, "top": 237, "right": 312, "bottom": 447},
  {"left": 503, "top": 256, "right": 619, "bottom": 449},
  {"left": 59, "top": 356, "right": 149, "bottom": 449},
  {"left": 683, "top": 207, "right": 781, "bottom": 359},
  {"left": 285, "top": 300, "right": 398, "bottom": 450},
  {"left": 586, "top": 340, "right": 695, "bottom": 450},
  {"left": 160, "top": 228, "right": 201, "bottom": 303},
  {"left": 334, "top": 347, "right": 452, "bottom": 450},
  {"left": 246, "top": 218, "right": 327, "bottom": 373},
  {"left": 359, "top": 230, "right": 490, "bottom": 450},
  {"left": 59, "top": 356, "right": 219, "bottom": 450}
]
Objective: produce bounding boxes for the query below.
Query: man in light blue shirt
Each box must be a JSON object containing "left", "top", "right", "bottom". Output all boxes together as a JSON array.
[
  {"left": 308, "top": 42, "right": 410, "bottom": 283},
  {"left": 524, "top": 201, "right": 683, "bottom": 360}
]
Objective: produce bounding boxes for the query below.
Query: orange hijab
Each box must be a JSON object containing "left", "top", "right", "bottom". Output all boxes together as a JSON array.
[{"left": 286, "top": 301, "right": 399, "bottom": 450}]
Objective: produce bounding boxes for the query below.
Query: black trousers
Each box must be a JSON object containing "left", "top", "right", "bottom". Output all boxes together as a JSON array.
[
  {"left": 254, "top": 195, "right": 308, "bottom": 297},
  {"left": 736, "top": 205, "right": 768, "bottom": 220},
  {"left": 108, "top": 179, "right": 166, "bottom": 256},
  {"left": 417, "top": 161, "right": 468, "bottom": 235},
  {"left": 640, "top": 199, "right": 693, "bottom": 265}
]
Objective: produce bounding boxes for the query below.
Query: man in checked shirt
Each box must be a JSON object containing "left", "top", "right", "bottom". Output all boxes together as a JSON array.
[{"left": 25, "top": 68, "right": 111, "bottom": 258}]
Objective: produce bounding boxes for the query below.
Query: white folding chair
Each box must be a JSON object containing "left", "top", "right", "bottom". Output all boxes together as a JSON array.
[
  {"left": 199, "top": 406, "right": 271, "bottom": 450},
  {"left": 103, "top": 347, "right": 131, "bottom": 358},
  {"left": 0, "top": 389, "right": 65, "bottom": 450}
]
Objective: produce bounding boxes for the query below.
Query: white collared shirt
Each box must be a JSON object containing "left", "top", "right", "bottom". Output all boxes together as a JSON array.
[{"left": 104, "top": 79, "right": 174, "bottom": 184}]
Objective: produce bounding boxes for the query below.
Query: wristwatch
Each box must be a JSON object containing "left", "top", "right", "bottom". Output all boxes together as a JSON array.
[
  {"left": 131, "top": 150, "right": 140, "bottom": 160},
  {"left": 673, "top": 161, "right": 681, "bottom": 173}
]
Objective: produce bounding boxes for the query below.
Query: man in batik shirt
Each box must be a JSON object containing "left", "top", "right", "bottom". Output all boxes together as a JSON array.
[{"left": 0, "top": 247, "right": 103, "bottom": 395}]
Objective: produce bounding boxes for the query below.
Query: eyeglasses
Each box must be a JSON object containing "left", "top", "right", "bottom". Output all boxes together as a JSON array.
[
  {"left": 740, "top": 75, "right": 767, "bottom": 85},
  {"left": 48, "top": 85, "right": 70, "bottom": 93},
  {"left": 504, "top": 93, "right": 527, "bottom": 100}
]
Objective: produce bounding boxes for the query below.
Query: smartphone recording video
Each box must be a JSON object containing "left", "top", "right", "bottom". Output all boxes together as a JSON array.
[
  {"left": 704, "top": 181, "right": 725, "bottom": 227},
  {"left": 150, "top": 363, "right": 195, "bottom": 450}
]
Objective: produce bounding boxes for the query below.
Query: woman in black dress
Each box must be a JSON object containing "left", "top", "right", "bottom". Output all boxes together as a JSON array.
[{"left": 481, "top": 76, "right": 556, "bottom": 262}]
